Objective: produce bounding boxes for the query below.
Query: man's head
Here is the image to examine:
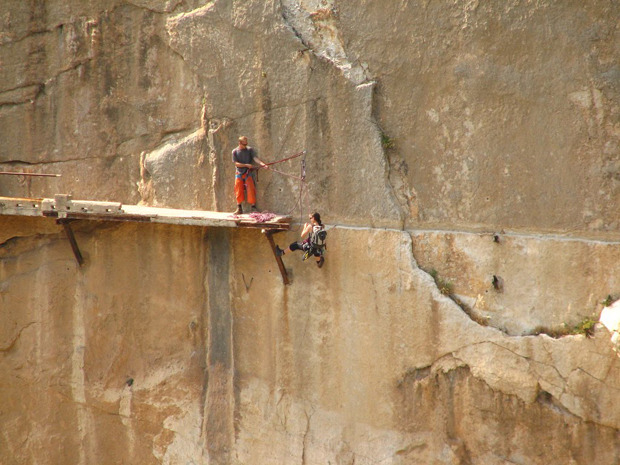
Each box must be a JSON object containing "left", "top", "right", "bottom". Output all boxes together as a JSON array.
[{"left": 238, "top": 136, "right": 248, "bottom": 147}]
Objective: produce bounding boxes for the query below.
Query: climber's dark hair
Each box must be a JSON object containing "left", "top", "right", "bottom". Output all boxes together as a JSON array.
[{"left": 311, "top": 212, "right": 322, "bottom": 226}]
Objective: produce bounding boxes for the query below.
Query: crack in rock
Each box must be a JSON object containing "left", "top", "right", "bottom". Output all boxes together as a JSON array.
[
  {"left": 0, "top": 322, "right": 37, "bottom": 352},
  {"left": 280, "top": 0, "right": 371, "bottom": 85}
]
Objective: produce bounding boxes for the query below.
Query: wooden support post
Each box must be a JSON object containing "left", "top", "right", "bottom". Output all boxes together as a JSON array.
[
  {"left": 263, "top": 230, "right": 290, "bottom": 285},
  {"left": 58, "top": 219, "right": 84, "bottom": 266}
]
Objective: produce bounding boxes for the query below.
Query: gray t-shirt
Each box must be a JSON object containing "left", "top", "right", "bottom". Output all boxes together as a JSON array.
[{"left": 232, "top": 147, "right": 257, "bottom": 174}]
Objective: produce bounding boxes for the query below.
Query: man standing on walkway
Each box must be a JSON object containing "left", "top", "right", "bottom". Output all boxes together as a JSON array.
[{"left": 232, "top": 136, "right": 268, "bottom": 215}]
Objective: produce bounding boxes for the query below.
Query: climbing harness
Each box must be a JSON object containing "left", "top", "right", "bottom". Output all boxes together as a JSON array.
[{"left": 235, "top": 170, "right": 253, "bottom": 181}]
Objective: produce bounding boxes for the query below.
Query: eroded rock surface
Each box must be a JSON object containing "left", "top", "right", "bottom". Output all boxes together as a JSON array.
[{"left": 1, "top": 222, "right": 619, "bottom": 464}]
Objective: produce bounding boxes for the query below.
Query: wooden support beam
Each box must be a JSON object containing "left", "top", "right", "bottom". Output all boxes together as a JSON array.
[
  {"left": 57, "top": 219, "right": 84, "bottom": 266},
  {"left": 263, "top": 230, "right": 290, "bottom": 285}
]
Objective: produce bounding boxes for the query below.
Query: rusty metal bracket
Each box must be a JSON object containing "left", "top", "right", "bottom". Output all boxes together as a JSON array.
[
  {"left": 57, "top": 219, "right": 84, "bottom": 266},
  {"left": 262, "top": 229, "right": 290, "bottom": 285}
]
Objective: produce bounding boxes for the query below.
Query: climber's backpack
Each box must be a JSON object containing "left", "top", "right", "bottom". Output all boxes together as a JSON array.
[
  {"left": 310, "top": 228, "right": 327, "bottom": 250},
  {"left": 303, "top": 227, "right": 327, "bottom": 261}
]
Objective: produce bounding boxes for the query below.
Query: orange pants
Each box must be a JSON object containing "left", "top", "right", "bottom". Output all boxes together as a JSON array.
[{"left": 235, "top": 171, "right": 256, "bottom": 205}]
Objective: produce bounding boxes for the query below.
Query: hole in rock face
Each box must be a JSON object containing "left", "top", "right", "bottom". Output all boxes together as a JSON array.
[{"left": 492, "top": 275, "right": 504, "bottom": 292}]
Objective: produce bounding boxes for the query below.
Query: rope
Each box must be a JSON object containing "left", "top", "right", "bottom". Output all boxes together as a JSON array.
[
  {"left": 263, "top": 150, "right": 306, "bottom": 166},
  {"left": 250, "top": 150, "right": 306, "bottom": 179},
  {"left": 251, "top": 150, "right": 310, "bottom": 230},
  {"left": 248, "top": 211, "right": 277, "bottom": 222},
  {"left": 282, "top": 152, "right": 310, "bottom": 230},
  {"left": 263, "top": 166, "right": 305, "bottom": 181}
]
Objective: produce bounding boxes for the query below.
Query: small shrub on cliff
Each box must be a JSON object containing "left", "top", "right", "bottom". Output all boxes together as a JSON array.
[
  {"left": 574, "top": 316, "right": 597, "bottom": 338},
  {"left": 530, "top": 315, "right": 598, "bottom": 339},
  {"left": 381, "top": 132, "right": 395, "bottom": 149},
  {"left": 429, "top": 269, "right": 453, "bottom": 296},
  {"left": 601, "top": 294, "right": 614, "bottom": 307}
]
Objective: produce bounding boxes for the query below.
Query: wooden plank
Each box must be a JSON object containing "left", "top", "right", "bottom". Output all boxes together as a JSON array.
[
  {"left": 0, "top": 197, "right": 44, "bottom": 216},
  {"left": 0, "top": 196, "right": 292, "bottom": 230},
  {"left": 0, "top": 195, "right": 294, "bottom": 283},
  {"left": 263, "top": 230, "right": 290, "bottom": 285}
]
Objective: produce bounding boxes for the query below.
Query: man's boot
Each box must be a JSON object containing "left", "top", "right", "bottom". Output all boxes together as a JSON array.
[{"left": 233, "top": 205, "right": 242, "bottom": 215}]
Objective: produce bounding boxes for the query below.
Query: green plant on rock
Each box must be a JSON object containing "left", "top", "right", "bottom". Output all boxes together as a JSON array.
[
  {"left": 381, "top": 132, "right": 395, "bottom": 150},
  {"left": 574, "top": 316, "right": 597, "bottom": 338},
  {"left": 601, "top": 295, "right": 614, "bottom": 307},
  {"left": 429, "top": 269, "right": 453, "bottom": 296},
  {"left": 529, "top": 315, "right": 598, "bottom": 339}
]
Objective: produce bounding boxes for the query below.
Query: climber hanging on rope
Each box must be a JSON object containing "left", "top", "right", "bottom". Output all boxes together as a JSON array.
[
  {"left": 232, "top": 136, "right": 269, "bottom": 215},
  {"left": 276, "top": 212, "right": 327, "bottom": 268}
]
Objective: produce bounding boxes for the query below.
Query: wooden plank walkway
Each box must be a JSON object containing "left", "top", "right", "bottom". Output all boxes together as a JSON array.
[
  {"left": 0, "top": 194, "right": 292, "bottom": 283},
  {"left": 0, "top": 195, "right": 291, "bottom": 230}
]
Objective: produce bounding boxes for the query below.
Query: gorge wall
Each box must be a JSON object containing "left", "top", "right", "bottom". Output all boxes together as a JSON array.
[{"left": 1, "top": 1, "right": 619, "bottom": 464}]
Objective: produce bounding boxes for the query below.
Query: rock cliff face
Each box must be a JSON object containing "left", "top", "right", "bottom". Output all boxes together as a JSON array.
[{"left": 1, "top": 1, "right": 619, "bottom": 464}]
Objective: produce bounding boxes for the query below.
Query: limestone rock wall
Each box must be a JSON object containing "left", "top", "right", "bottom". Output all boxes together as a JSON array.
[
  {"left": 1, "top": 0, "right": 203, "bottom": 201},
  {"left": 411, "top": 230, "right": 620, "bottom": 335},
  {"left": 1, "top": 0, "right": 619, "bottom": 464},
  {"left": 1, "top": 220, "right": 618, "bottom": 464},
  {"left": 1, "top": 219, "right": 208, "bottom": 464},
  {"left": 337, "top": 0, "right": 620, "bottom": 233}
]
